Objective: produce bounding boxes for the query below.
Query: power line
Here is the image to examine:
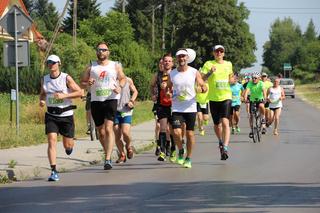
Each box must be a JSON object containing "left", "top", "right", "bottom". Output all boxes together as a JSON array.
[{"left": 248, "top": 7, "right": 320, "bottom": 10}]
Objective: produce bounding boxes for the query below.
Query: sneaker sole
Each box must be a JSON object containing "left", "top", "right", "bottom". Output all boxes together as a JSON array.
[{"left": 104, "top": 164, "right": 113, "bottom": 170}]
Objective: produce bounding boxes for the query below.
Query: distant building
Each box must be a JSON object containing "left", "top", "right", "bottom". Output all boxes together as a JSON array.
[{"left": 0, "top": 0, "right": 43, "bottom": 42}]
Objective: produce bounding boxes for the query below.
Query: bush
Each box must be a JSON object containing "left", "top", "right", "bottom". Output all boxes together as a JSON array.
[
  {"left": 126, "top": 68, "right": 152, "bottom": 100},
  {"left": 292, "top": 68, "right": 316, "bottom": 84}
]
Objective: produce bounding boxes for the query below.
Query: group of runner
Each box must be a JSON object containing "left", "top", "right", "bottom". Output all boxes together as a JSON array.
[{"left": 39, "top": 41, "right": 285, "bottom": 181}]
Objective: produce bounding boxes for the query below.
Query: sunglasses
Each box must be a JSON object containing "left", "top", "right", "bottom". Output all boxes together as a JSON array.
[
  {"left": 215, "top": 49, "right": 224, "bottom": 53},
  {"left": 97, "top": 48, "right": 109, "bottom": 52},
  {"left": 252, "top": 77, "right": 258, "bottom": 80},
  {"left": 47, "top": 60, "right": 58, "bottom": 65}
]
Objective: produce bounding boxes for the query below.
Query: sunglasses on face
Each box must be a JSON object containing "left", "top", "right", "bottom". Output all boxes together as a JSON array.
[
  {"left": 215, "top": 49, "right": 224, "bottom": 53},
  {"left": 177, "top": 54, "right": 187, "bottom": 58},
  {"left": 47, "top": 60, "right": 57, "bottom": 65},
  {"left": 97, "top": 48, "right": 109, "bottom": 52}
]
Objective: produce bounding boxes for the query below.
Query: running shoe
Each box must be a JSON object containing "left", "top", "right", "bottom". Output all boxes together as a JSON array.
[
  {"left": 169, "top": 150, "right": 177, "bottom": 162},
  {"left": 104, "top": 160, "right": 113, "bottom": 170},
  {"left": 176, "top": 154, "right": 184, "bottom": 165},
  {"left": 157, "top": 152, "right": 166, "bottom": 161},
  {"left": 165, "top": 143, "right": 171, "bottom": 156},
  {"left": 221, "top": 149, "right": 229, "bottom": 161},
  {"left": 116, "top": 153, "right": 126, "bottom": 164},
  {"left": 199, "top": 129, "right": 205, "bottom": 136},
  {"left": 236, "top": 127, "right": 241, "bottom": 133},
  {"left": 231, "top": 127, "right": 235, "bottom": 134},
  {"left": 48, "top": 171, "right": 59, "bottom": 181},
  {"left": 155, "top": 146, "right": 160, "bottom": 156},
  {"left": 218, "top": 142, "right": 224, "bottom": 155},
  {"left": 183, "top": 158, "right": 192, "bottom": 168},
  {"left": 203, "top": 120, "right": 209, "bottom": 126},
  {"left": 262, "top": 127, "right": 267, "bottom": 134}
]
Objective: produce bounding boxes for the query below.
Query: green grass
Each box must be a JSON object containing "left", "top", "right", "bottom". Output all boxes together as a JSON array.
[
  {"left": 0, "top": 93, "right": 154, "bottom": 149},
  {"left": 296, "top": 83, "right": 320, "bottom": 109}
]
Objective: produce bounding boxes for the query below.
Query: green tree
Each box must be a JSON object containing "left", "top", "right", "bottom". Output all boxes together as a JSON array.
[
  {"left": 63, "top": 0, "right": 101, "bottom": 33},
  {"left": 22, "top": 0, "right": 34, "bottom": 14},
  {"left": 262, "top": 18, "right": 302, "bottom": 75},
  {"left": 303, "top": 19, "right": 317, "bottom": 42},
  {"left": 32, "top": 0, "right": 59, "bottom": 32}
]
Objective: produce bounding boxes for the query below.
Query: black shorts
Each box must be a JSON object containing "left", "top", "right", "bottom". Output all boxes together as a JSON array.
[
  {"left": 264, "top": 102, "right": 270, "bottom": 109},
  {"left": 270, "top": 107, "right": 280, "bottom": 111},
  {"left": 91, "top": 99, "right": 117, "bottom": 127},
  {"left": 197, "top": 103, "right": 209, "bottom": 114},
  {"left": 171, "top": 112, "right": 196, "bottom": 131},
  {"left": 209, "top": 100, "right": 232, "bottom": 125},
  {"left": 45, "top": 113, "right": 75, "bottom": 138},
  {"left": 250, "top": 100, "right": 264, "bottom": 113},
  {"left": 230, "top": 105, "right": 240, "bottom": 115},
  {"left": 156, "top": 105, "right": 172, "bottom": 121}
]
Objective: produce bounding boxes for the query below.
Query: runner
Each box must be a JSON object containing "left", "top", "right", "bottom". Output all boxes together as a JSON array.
[
  {"left": 201, "top": 45, "right": 234, "bottom": 160},
  {"left": 150, "top": 54, "right": 175, "bottom": 161},
  {"left": 167, "top": 48, "right": 207, "bottom": 168},
  {"left": 242, "top": 75, "right": 251, "bottom": 117},
  {"left": 114, "top": 77, "right": 138, "bottom": 163},
  {"left": 39, "top": 54, "right": 82, "bottom": 181},
  {"left": 243, "top": 72, "right": 267, "bottom": 138},
  {"left": 261, "top": 72, "right": 273, "bottom": 126},
  {"left": 81, "top": 42, "right": 126, "bottom": 170},
  {"left": 267, "top": 77, "right": 285, "bottom": 135},
  {"left": 230, "top": 75, "right": 244, "bottom": 134},
  {"left": 196, "top": 79, "right": 209, "bottom": 136}
]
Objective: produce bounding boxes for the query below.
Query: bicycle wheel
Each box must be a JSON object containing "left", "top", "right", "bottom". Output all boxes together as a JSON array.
[
  {"left": 253, "top": 127, "right": 258, "bottom": 143},
  {"left": 255, "top": 114, "right": 261, "bottom": 142},
  {"left": 89, "top": 116, "right": 97, "bottom": 141}
]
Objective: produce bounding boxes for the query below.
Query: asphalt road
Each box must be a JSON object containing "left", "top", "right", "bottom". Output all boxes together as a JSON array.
[{"left": 1, "top": 98, "right": 320, "bottom": 213}]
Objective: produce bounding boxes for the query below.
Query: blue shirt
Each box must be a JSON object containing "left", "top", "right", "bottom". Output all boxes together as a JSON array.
[{"left": 230, "top": 82, "right": 244, "bottom": 106}]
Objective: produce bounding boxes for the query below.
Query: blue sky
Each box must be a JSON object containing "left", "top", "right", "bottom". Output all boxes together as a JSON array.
[{"left": 49, "top": 0, "right": 320, "bottom": 72}]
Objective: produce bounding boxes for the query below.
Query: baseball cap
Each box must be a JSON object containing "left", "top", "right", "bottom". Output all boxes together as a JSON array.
[
  {"left": 213, "top": 45, "right": 225, "bottom": 51},
  {"left": 176, "top": 49, "right": 189, "bottom": 56},
  {"left": 47, "top": 54, "right": 61, "bottom": 63},
  {"left": 261, "top": 72, "right": 268, "bottom": 77}
]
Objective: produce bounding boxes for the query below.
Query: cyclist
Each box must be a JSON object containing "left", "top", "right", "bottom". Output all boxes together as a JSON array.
[
  {"left": 267, "top": 77, "right": 285, "bottom": 135},
  {"left": 230, "top": 75, "right": 244, "bottom": 134},
  {"left": 201, "top": 45, "right": 234, "bottom": 161},
  {"left": 243, "top": 72, "right": 267, "bottom": 138},
  {"left": 150, "top": 54, "right": 175, "bottom": 161}
]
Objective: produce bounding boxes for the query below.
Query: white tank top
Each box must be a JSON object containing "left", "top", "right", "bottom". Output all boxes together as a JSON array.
[
  {"left": 43, "top": 72, "right": 73, "bottom": 117},
  {"left": 170, "top": 66, "right": 197, "bottom": 113},
  {"left": 90, "top": 60, "right": 120, "bottom": 101},
  {"left": 269, "top": 86, "right": 282, "bottom": 108}
]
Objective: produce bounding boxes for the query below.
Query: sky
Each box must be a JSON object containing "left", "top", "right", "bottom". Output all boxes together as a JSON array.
[{"left": 49, "top": 0, "right": 320, "bottom": 73}]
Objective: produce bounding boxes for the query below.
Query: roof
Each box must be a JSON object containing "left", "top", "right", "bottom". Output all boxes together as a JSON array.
[{"left": 0, "top": 0, "right": 43, "bottom": 41}]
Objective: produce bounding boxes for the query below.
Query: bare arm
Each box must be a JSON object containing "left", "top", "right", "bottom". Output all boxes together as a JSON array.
[
  {"left": 116, "top": 63, "right": 126, "bottom": 88},
  {"left": 280, "top": 87, "right": 286, "bottom": 100},
  {"left": 127, "top": 78, "right": 138, "bottom": 108},
  {"left": 80, "top": 65, "right": 92, "bottom": 89},
  {"left": 195, "top": 71, "right": 207, "bottom": 93},
  {"left": 150, "top": 73, "right": 158, "bottom": 102},
  {"left": 39, "top": 79, "right": 46, "bottom": 107},
  {"left": 54, "top": 75, "right": 82, "bottom": 100}
]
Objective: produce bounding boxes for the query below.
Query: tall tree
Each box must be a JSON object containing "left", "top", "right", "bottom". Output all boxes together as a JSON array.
[
  {"left": 262, "top": 18, "right": 302, "bottom": 74},
  {"left": 303, "top": 19, "right": 317, "bottom": 42},
  {"left": 63, "top": 0, "right": 101, "bottom": 33},
  {"left": 33, "top": 0, "right": 59, "bottom": 32},
  {"left": 22, "top": 0, "right": 35, "bottom": 15}
]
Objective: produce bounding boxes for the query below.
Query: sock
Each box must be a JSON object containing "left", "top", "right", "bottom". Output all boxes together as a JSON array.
[
  {"left": 218, "top": 139, "right": 223, "bottom": 146},
  {"left": 50, "top": 165, "right": 57, "bottom": 172},
  {"left": 65, "top": 148, "right": 73, "bottom": 155},
  {"left": 159, "top": 132, "right": 166, "bottom": 153},
  {"left": 156, "top": 139, "right": 160, "bottom": 146},
  {"left": 223, "top": 145, "right": 228, "bottom": 151},
  {"left": 170, "top": 135, "right": 176, "bottom": 151},
  {"left": 179, "top": 148, "right": 184, "bottom": 156}
]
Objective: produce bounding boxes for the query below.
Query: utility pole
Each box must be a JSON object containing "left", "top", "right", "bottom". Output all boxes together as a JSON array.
[
  {"left": 162, "top": 0, "right": 166, "bottom": 51},
  {"left": 73, "top": 0, "right": 77, "bottom": 47}
]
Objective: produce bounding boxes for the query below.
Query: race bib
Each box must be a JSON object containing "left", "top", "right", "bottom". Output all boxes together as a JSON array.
[
  {"left": 96, "top": 88, "right": 112, "bottom": 97},
  {"left": 216, "top": 80, "right": 229, "bottom": 90},
  {"left": 48, "top": 97, "right": 63, "bottom": 105}
]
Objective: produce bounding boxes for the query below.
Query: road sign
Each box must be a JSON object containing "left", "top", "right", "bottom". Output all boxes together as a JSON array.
[
  {"left": 283, "top": 63, "right": 292, "bottom": 71},
  {"left": 0, "top": 5, "right": 33, "bottom": 38},
  {"left": 3, "top": 40, "right": 30, "bottom": 67}
]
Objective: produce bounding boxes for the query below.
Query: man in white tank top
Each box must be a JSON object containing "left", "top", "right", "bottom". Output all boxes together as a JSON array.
[
  {"left": 166, "top": 49, "right": 207, "bottom": 168},
  {"left": 81, "top": 42, "right": 126, "bottom": 170},
  {"left": 39, "top": 54, "right": 82, "bottom": 181}
]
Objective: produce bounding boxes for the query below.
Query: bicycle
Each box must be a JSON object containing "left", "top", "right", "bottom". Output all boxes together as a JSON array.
[{"left": 249, "top": 100, "right": 263, "bottom": 143}]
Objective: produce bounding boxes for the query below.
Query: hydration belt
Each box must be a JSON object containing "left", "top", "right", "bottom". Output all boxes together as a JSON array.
[{"left": 47, "top": 105, "right": 77, "bottom": 115}]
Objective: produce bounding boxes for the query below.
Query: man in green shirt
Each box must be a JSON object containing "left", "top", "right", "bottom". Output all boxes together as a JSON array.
[
  {"left": 243, "top": 72, "right": 267, "bottom": 137},
  {"left": 201, "top": 45, "right": 234, "bottom": 161}
]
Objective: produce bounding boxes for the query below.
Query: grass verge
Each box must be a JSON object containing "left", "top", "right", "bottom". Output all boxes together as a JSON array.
[
  {"left": 296, "top": 83, "right": 320, "bottom": 109},
  {"left": 0, "top": 93, "right": 154, "bottom": 149}
]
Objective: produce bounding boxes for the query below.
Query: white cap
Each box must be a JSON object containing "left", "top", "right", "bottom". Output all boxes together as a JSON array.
[
  {"left": 47, "top": 54, "right": 61, "bottom": 63},
  {"left": 261, "top": 72, "right": 268, "bottom": 77},
  {"left": 213, "top": 45, "right": 225, "bottom": 51},
  {"left": 176, "top": 49, "right": 189, "bottom": 56}
]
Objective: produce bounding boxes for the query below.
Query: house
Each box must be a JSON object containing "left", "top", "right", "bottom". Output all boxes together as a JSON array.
[{"left": 0, "top": 0, "right": 43, "bottom": 42}]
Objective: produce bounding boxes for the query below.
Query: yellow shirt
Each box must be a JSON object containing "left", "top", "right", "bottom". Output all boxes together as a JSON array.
[
  {"left": 196, "top": 82, "right": 209, "bottom": 104},
  {"left": 201, "top": 60, "right": 233, "bottom": 101}
]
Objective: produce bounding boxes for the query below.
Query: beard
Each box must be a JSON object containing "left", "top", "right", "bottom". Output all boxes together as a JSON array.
[{"left": 97, "top": 54, "right": 107, "bottom": 61}]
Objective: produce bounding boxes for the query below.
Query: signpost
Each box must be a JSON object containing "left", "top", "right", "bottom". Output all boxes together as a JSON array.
[
  {"left": 283, "top": 63, "right": 292, "bottom": 78},
  {"left": 0, "top": 5, "right": 33, "bottom": 135}
]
